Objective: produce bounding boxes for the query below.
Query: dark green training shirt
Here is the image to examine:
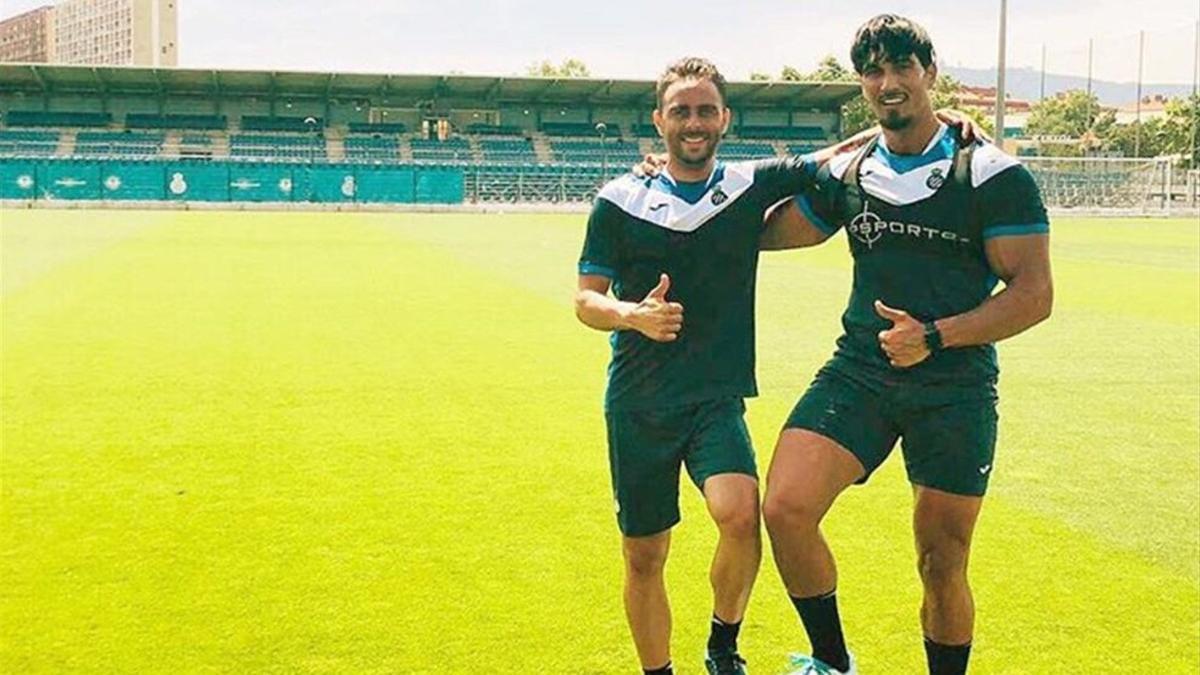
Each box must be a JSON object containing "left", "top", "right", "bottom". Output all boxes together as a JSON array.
[
  {"left": 797, "top": 125, "right": 1049, "bottom": 386},
  {"left": 579, "top": 157, "right": 812, "bottom": 411}
]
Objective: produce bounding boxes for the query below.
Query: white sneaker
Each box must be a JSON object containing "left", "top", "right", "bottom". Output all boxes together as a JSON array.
[{"left": 783, "top": 651, "right": 857, "bottom": 675}]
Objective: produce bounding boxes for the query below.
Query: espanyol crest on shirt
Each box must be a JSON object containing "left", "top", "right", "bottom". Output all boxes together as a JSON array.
[{"left": 926, "top": 167, "right": 945, "bottom": 190}]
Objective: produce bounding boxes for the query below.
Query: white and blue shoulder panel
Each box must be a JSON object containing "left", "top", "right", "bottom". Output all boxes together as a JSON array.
[
  {"left": 825, "top": 126, "right": 957, "bottom": 207},
  {"left": 822, "top": 132, "right": 1048, "bottom": 240},
  {"left": 597, "top": 161, "right": 758, "bottom": 233},
  {"left": 970, "top": 142, "right": 1050, "bottom": 240}
]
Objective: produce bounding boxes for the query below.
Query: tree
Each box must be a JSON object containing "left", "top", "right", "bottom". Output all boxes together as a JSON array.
[
  {"left": 1160, "top": 94, "right": 1200, "bottom": 164},
  {"left": 526, "top": 58, "right": 591, "bottom": 78},
  {"left": 773, "top": 56, "right": 873, "bottom": 135},
  {"left": 930, "top": 74, "right": 995, "bottom": 137},
  {"left": 1101, "top": 118, "right": 1166, "bottom": 158},
  {"left": 768, "top": 56, "right": 994, "bottom": 137},
  {"left": 1025, "top": 90, "right": 1102, "bottom": 138}
]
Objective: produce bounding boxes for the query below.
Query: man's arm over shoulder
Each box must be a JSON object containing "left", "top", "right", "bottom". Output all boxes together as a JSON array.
[{"left": 760, "top": 153, "right": 854, "bottom": 251}]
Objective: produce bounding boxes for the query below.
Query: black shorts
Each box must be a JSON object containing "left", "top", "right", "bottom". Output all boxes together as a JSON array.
[
  {"left": 606, "top": 398, "right": 758, "bottom": 537},
  {"left": 785, "top": 364, "right": 998, "bottom": 497}
]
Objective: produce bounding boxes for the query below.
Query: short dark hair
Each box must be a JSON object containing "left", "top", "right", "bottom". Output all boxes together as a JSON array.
[
  {"left": 656, "top": 57, "right": 727, "bottom": 108},
  {"left": 850, "top": 14, "right": 936, "bottom": 75}
]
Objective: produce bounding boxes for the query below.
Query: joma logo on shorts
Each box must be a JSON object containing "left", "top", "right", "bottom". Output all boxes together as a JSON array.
[{"left": 847, "top": 206, "right": 970, "bottom": 249}]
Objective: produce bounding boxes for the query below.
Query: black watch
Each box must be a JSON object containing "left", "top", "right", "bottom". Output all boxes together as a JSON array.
[{"left": 923, "top": 321, "right": 944, "bottom": 354}]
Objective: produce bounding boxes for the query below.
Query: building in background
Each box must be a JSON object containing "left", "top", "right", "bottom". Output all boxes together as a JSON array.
[
  {"left": 0, "top": 6, "right": 56, "bottom": 63},
  {"left": 0, "top": 0, "right": 176, "bottom": 66},
  {"left": 1114, "top": 95, "right": 1172, "bottom": 125}
]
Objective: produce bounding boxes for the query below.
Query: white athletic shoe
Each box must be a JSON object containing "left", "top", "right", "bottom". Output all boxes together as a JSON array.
[{"left": 783, "top": 651, "right": 857, "bottom": 675}]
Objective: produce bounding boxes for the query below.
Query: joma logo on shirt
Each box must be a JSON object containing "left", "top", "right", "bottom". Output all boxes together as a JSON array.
[{"left": 848, "top": 207, "right": 970, "bottom": 249}]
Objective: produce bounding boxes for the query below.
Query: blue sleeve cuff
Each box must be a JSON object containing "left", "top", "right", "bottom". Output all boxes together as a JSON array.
[
  {"left": 794, "top": 193, "right": 838, "bottom": 236},
  {"left": 578, "top": 262, "right": 615, "bottom": 278},
  {"left": 982, "top": 223, "right": 1050, "bottom": 240}
]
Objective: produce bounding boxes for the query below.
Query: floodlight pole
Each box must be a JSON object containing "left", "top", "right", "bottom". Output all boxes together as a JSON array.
[
  {"left": 596, "top": 121, "right": 608, "bottom": 183},
  {"left": 1135, "top": 30, "right": 1145, "bottom": 157},
  {"left": 1087, "top": 39, "right": 1094, "bottom": 128},
  {"left": 1039, "top": 43, "right": 1046, "bottom": 101},
  {"left": 305, "top": 116, "right": 318, "bottom": 201},
  {"left": 994, "top": 0, "right": 1007, "bottom": 147},
  {"left": 1192, "top": 19, "right": 1198, "bottom": 171}
]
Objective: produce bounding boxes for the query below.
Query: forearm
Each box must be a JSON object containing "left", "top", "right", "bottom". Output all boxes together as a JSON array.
[
  {"left": 936, "top": 278, "right": 1053, "bottom": 348},
  {"left": 574, "top": 289, "right": 634, "bottom": 331}
]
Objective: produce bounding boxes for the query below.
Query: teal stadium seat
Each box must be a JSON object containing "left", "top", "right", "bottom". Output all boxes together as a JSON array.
[
  {"left": 0, "top": 130, "right": 61, "bottom": 156},
  {"left": 241, "top": 116, "right": 325, "bottom": 132},
  {"left": 465, "top": 124, "right": 524, "bottom": 136},
  {"left": 75, "top": 131, "right": 165, "bottom": 157},
  {"left": 410, "top": 137, "right": 472, "bottom": 163},
  {"left": 126, "top": 114, "right": 226, "bottom": 130},
  {"left": 786, "top": 143, "right": 823, "bottom": 155},
  {"left": 719, "top": 142, "right": 776, "bottom": 160},
  {"left": 479, "top": 138, "right": 536, "bottom": 164},
  {"left": 5, "top": 110, "right": 113, "bottom": 127},
  {"left": 344, "top": 135, "right": 399, "bottom": 162},
  {"left": 551, "top": 139, "right": 641, "bottom": 164},
  {"left": 230, "top": 133, "right": 325, "bottom": 161},
  {"left": 738, "top": 125, "right": 827, "bottom": 140},
  {"left": 348, "top": 122, "right": 408, "bottom": 134},
  {"left": 542, "top": 122, "right": 620, "bottom": 137}
]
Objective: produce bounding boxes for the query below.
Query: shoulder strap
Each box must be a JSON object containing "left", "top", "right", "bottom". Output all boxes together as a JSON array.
[
  {"left": 836, "top": 134, "right": 880, "bottom": 216},
  {"left": 841, "top": 134, "right": 880, "bottom": 192}
]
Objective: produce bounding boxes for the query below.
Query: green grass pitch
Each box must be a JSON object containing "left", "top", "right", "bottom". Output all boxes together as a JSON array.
[{"left": 2, "top": 209, "right": 1197, "bottom": 673}]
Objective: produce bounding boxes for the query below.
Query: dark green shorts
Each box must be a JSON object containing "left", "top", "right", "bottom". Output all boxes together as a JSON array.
[
  {"left": 605, "top": 397, "right": 758, "bottom": 537},
  {"left": 785, "top": 365, "right": 998, "bottom": 497}
]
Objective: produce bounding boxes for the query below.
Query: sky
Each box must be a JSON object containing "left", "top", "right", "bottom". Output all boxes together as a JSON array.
[{"left": 5, "top": 0, "right": 1198, "bottom": 84}]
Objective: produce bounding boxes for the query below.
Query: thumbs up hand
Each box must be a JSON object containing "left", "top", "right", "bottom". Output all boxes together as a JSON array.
[
  {"left": 874, "top": 300, "right": 930, "bottom": 368},
  {"left": 625, "top": 273, "right": 684, "bottom": 342}
]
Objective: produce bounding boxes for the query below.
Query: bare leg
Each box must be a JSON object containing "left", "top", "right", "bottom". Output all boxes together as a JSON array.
[
  {"left": 703, "top": 473, "right": 762, "bottom": 623},
  {"left": 762, "top": 429, "right": 863, "bottom": 598},
  {"left": 913, "top": 486, "right": 983, "bottom": 647},
  {"left": 623, "top": 531, "right": 672, "bottom": 670}
]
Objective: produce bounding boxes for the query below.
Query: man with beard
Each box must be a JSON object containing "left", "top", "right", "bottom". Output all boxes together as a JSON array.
[
  {"left": 759, "top": 15, "right": 1054, "bottom": 675},
  {"left": 574, "top": 56, "right": 854, "bottom": 675}
]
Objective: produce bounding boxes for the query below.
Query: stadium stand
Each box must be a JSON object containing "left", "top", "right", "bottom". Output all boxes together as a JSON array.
[
  {"left": 542, "top": 122, "right": 620, "bottom": 137},
  {"left": 0, "top": 130, "right": 60, "bottom": 156},
  {"left": 344, "top": 135, "right": 400, "bottom": 161},
  {"left": 241, "top": 116, "right": 324, "bottom": 132},
  {"left": 738, "top": 125, "right": 827, "bottom": 140},
  {"left": 75, "top": 131, "right": 164, "bottom": 157},
  {"left": 348, "top": 122, "right": 408, "bottom": 134},
  {"left": 465, "top": 124, "right": 524, "bottom": 136},
  {"left": 0, "top": 64, "right": 866, "bottom": 205},
  {"left": 229, "top": 133, "right": 325, "bottom": 160},
  {"left": 479, "top": 138, "right": 537, "bottom": 164},
  {"left": 786, "top": 142, "right": 825, "bottom": 155},
  {"left": 410, "top": 137, "right": 472, "bottom": 162},
  {"left": 4, "top": 110, "right": 113, "bottom": 128},
  {"left": 551, "top": 139, "right": 642, "bottom": 164},
  {"left": 630, "top": 123, "right": 660, "bottom": 138},
  {"left": 719, "top": 142, "right": 777, "bottom": 160},
  {"left": 126, "top": 114, "right": 226, "bottom": 130}
]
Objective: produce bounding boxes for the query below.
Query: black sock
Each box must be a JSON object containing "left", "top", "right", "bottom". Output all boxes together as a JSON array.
[
  {"left": 924, "top": 638, "right": 971, "bottom": 675},
  {"left": 643, "top": 662, "right": 673, "bottom": 675},
  {"left": 707, "top": 614, "right": 742, "bottom": 656},
  {"left": 790, "top": 590, "right": 850, "bottom": 672}
]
